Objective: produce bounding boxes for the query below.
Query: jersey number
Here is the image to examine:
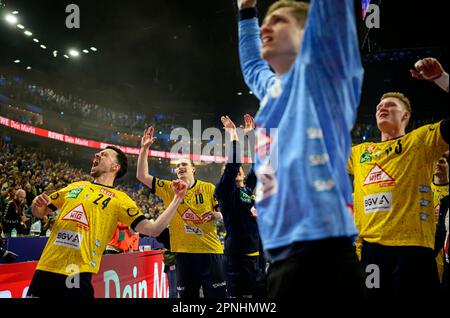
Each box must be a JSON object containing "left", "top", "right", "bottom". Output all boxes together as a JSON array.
[
  {"left": 93, "top": 194, "right": 111, "bottom": 210},
  {"left": 195, "top": 194, "right": 204, "bottom": 205}
]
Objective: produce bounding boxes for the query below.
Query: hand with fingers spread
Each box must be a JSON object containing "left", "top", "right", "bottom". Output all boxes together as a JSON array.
[
  {"left": 141, "top": 127, "right": 157, "bottom": 149},
  {"left": 237, "top": 0, "right": 257, "bottom": 10},
  {"left": 410, "top": 57, "right": 444, "bottom": 81},
  {"left": 221, "top": 115, "right": 239, "bottom": 141},
  {"left": 240, "top": 114, "right": 255, "bottom": 134}
]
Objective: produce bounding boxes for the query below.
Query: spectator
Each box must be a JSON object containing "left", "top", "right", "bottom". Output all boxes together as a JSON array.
[{"left": 1, "top": 189, "right": 27, "bottom": 236}]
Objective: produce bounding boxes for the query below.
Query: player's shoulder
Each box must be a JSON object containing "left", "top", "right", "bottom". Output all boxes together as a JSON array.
[
  {"left": 154, "top": 177, "right": 171, "bottom": 186},
  {"left": 112, "top": 188, "right": 133, "bottom": 201},
  {"left": 66, "top": 180, "right": 89, "bottom": 189},
  {"left": 196, "top": 179, "right": 215, "bottom": 189},
  {"left": 409, "top": 121, "right": 442, "bottom": 138},
  {"left": 351, "top": 142, "right": 375, "bottom": 154}
]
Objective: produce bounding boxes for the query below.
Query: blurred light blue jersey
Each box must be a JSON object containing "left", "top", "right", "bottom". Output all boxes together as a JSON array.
[{"left": 238, "top": 0, "right": 364, "bottom": 255}]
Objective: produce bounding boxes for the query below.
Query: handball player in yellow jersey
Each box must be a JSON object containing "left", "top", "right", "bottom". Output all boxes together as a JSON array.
[
  {"left": 349, "top": 58, "right": 449, "bottom": 297},
  {"left": 137, "top": 127, "right": 226, "bottom": 298},
  {"left": 27, "top": 146, "right": 187, "bottom": 298}
]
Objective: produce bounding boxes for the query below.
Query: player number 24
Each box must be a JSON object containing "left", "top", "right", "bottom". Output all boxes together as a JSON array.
[{"left": 93, "top": 194, "right": 111, "bottom": 209}]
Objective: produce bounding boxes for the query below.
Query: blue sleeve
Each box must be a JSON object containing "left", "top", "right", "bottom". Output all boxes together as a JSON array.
[
  {"left": 301, "top": 0, "right": 362, "bottom": 79},
  {"left": 238, "top": 18, "right": 276, "bottom": 101}
]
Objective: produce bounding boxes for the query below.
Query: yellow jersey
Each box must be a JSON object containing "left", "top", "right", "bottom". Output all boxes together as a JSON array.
[
  {"left": 152, "top": 178, "right": 223, "bottom": 254},
  {"left": 348, "top": 122, "right": 448, "bottom": 249},
  {"left": 431, "top": 182, "right": 449, "bottom": 209},
  {"left": 37, "top": 181, "right": 146, "bottom": 275}
]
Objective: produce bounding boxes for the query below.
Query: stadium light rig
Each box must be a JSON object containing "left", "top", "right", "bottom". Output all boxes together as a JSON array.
[
  {"left": 5, "top": 14, "right": 17, "bottom": 25},
  {"left": 69, "top": 49, "right": 80, "bottom": 57}
]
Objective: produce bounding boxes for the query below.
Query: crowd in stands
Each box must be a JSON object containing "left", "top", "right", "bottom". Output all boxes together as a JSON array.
[{"left": 0, "top": 137, "right": 166, "bottom": 237}]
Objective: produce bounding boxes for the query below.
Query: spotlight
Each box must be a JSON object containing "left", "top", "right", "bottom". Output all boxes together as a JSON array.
[
  {"left": 24, "top": 30, "right": 32, "bottom": 36},
  {"left": 53, "top": 50, "right": 58, "bottom": 57},
  {"left": 26, "top": 66, "right": 32, "bottom": 70},
  {"left": 5, "top": 14, "right": 18, "bottom": 24},
  {"left": 82, "top": 49, "right": 89, "bottom": 53},
  {"left": 63, "top": 54, "right": 69, "bottom": 59},
  {"left": 90, "top": 47, "right": 97, "bottom": 52},
  {"left": 16, "top": 24, "right": 25, "bottom": 29},
  {"left": 14, "top": 59, "right": 20, "bottom": 63},
  {"left": 69, "top": 49, "right": 79, "bottom": 57},
  {"left": 40, "top": 44, "right": 47, "bottom": 49},
  {"left": 33, "top": 38, "right": 39, "bottom": 43}
]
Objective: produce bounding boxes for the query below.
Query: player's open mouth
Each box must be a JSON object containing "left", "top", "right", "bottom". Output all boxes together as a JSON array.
[
  {"left": 262, "top": 36, "right": 273, "bottom": 46},
  {"left": 92, "top": 159, "right": 99, "bottom": 167}
]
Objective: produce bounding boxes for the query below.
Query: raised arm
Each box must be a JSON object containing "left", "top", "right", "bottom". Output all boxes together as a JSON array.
[
  {"left": 301, "top": 0, "right": 362, "bottom": 79},
  {"left": 31, "top": 193, "right": 53, "bottom": 219},
  {"left": 237, "top": 0, "right": 276, "bottom": 100},
  {"left": 410, "top": 57, "right": 449, "bottom": 93},
  {"left": 136, "top": 127, "right": 157, "bottom": 189},
  {"left": 135, "top": 180, "right": 187, "bottom": 237}
]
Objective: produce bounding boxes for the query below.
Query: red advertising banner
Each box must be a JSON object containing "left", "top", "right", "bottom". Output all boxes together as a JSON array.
[
  {"left": 0, "top": 115, "right": 253, "bottom": 163},
  {"left": 0, "top": 251, "right": 168, "bottom": 298}
]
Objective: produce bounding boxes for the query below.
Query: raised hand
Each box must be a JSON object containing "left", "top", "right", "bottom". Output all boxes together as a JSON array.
[
  {"left": 240, "top": 114, "right": 255, "bottom": 134},
  {"left": 141, "top": 127, "right": 157, "bottom": 149},
  {"left": 221, "top": 115, "right": 237, "bottom": 134},
  {"left": 237, "top": 0, "right": 257, "bottom": 10},
  {"left": 34, "top": 193, "right": 51, "bottom": 209},
  {"left": 410, "top": 57, "right": 444, "bottom": 81},
  {"left": 172, "top": 179, "right": 188, "bottom": 198}
]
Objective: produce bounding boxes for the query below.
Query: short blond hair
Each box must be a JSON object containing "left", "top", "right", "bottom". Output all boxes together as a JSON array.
[
  {"left": 380, "top": 92, "right": 412, "bottom": 113},
  {"left": 266, "top": 0, "right": 310, "bottom": 29}
]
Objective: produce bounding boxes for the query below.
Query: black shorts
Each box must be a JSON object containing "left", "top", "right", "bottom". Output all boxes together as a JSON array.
[
  {"left": 267, "top": 237, "right": 365, "bottom": 299},
  {"left": 175, "top": 253, "right": 226, "bottom": 298},
  {"left": 224, "top": 254, "right": 266, "bottom": 298},
  {"left": 27, "top": 270, "right": 94, "bottom": 299},
  {"left": 361, "top": 241, "right": 440, "bottom": 298}
]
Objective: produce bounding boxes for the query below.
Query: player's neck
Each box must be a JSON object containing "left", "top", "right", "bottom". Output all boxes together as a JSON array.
[
  {"left": 269, "top": 55, "right": 296, "bottom": 77},
  {"left": 94, "top": 174, "right": 115, "bottom": 187},
  {"left": 380, "top": 127, "right": 405, "bottom": 142},
  {"left": 181, "top": 176, "right": 195, "bottom": 189},
  {"left": 434, "top": 174, "right": 449, "bottom": 185}
]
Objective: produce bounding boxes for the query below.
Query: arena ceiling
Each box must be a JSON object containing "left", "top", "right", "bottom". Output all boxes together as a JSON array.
[{"left": 0, "top": 0, "right": 448, "bottom": 123}]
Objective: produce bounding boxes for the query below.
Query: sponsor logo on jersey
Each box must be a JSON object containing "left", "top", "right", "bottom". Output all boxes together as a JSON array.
[
  {"left": 420, "top": 199, "right": 431, "bottom": 207},
  {"left": 50, "top": 193, "right": 60, "bottom": 200},
  {"left": 127, "top": 207, "right": 139, "bottom": 217},
  {"left": 66, "top": 187, "right": 84, "bottom": 199},
  {"left": 239, "top": 189, "right": 254, "bottom": 204},
  {"left": 100, "top": 188, "right": 115, "bottom": 198},
  {"left": 364, "top": 192, "right": 392, "bottom": 213},
  {"left": 269, "top": 78, "right": 282, "bottom": 98},
  {"left": 360, "top": 150, "right": 373, "bottom": 163},
  {"left": 54, "top": 230, "right": 83, "bottom": 249},
  {"left": 157, "top": 179, "right": 166, "bottom": 188},
  {"left": 184, "top": 224, "right": 204, "bottom": 236},
  {"left": 419, "top": 212, "right": 429, "bottom": 221},
  {"left": 309, "top": 154, "right": 329, "bottom": 166},
  {"left": 181, "top": 209, "right": 201, "bottom": 222},
  {"left": 62, "top": 204, "right": 90, "bottom": 230},
  {"left": 307, "top": 128, "right": 323, "bottom": 140},
  {"left": 363, "top": 164, "right": 395, "bottom": 186},
  {"left": 419, "top": 185, "right": 431, "bottom": 193},
  {"left": 313, "top": 179, "right": 335, "bottom": 192}
]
